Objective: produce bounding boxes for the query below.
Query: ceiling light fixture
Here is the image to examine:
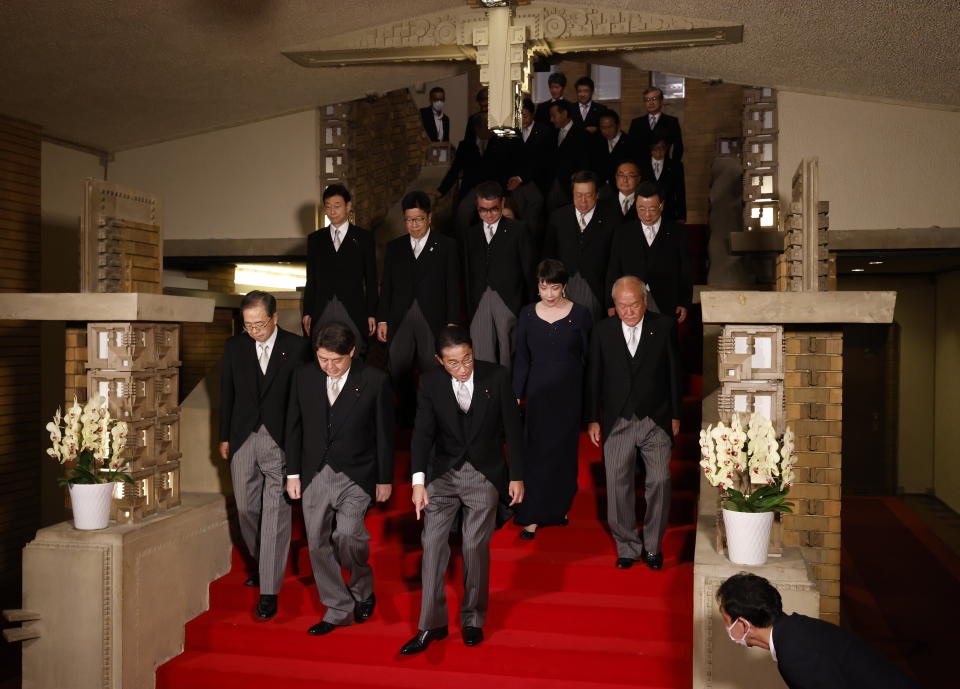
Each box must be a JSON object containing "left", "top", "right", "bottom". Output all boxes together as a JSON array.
[
  {"left": 868, "top": 261, "right": 884, "bottom": 265},
  {"left": 851, "top": 268, "right": 865, "bottom": 272}
]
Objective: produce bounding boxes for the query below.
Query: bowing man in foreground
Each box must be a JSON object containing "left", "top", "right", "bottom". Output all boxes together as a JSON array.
[
  {"left": 586, "top": 277, "right": 680, "bottom": 571},
  {"left": 285, "top": 322, "right": 395, "bottom": 636},
  {"left": 400, "top": 326, "right": 524, "bottom": 655},
  {"left": 219, "top": 290, "right": 310, "bottom": 620}
]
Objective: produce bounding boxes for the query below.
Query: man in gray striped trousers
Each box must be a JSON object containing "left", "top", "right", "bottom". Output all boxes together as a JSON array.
[
  {"left": 220, "top": 291, "right": 310, "bottom": 619},
  {"left": 399, "top": 326, "right": 524, "bottom": 655},
  {"left": 285, "top": 322, "right": 395, "bottom": 636},
  {"left": 586, "top": 276, "right": 681, "bottom": 571}
]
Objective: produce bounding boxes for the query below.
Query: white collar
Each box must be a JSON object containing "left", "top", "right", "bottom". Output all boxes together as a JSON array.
[
  {"left": 450, "top": 372, "right": 474, "bottom": 395},
  {"left": 559, "top": 120, "right": 573, "bottom": 137},
  {"left": 769, "top": 625, "right": 778, "bottom": 662},
  {"left": 411, "top": 229, "right": 430, "bottom": 248},
  {"left": 484, "top": 217, "right": 501, "bottom": 234},
  {"left": 642, "top": 217, "right": 663, "bottom": 234},
  {"left": 618, "top": 190, "right": 636, "bottom": 204},
  {"left": 621, "top": 317, "right": 644, "bottom": 339},
  {"left": 257, "top": 326, "right": 279, "bottom": 352},
  {"left": 327, "top": 366, "right": 350, "bottom": 389},
  {"left": 330, "top": 221, "right": 348, "bottom": 235},
  {"left": 577, "top": 206, "right": 596, "bottom": 226},
  {"left": 608, "top": 132, "right": 622, "bottom": 150}
]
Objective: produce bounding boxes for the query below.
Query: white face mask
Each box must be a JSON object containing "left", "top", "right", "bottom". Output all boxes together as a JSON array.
[
  {"left": 726, "top": 618, "right": 750, "bottom": 647},
  {"left": 432, "top": 99, "right": 444, "bottom": 113}
]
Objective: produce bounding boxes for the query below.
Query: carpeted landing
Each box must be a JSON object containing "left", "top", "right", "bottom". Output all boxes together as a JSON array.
[{"left": 157, "top": 382, "right": 703, "bottom": 689}]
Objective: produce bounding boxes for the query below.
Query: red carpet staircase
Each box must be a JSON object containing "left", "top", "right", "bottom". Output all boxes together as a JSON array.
[{"left": 158, "top": 341, "right": 704, "bottom": 689}]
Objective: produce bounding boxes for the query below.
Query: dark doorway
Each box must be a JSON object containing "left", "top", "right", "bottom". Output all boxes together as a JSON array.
[{"left": 842, "top": 324, "right": 897, "bottom": 495}]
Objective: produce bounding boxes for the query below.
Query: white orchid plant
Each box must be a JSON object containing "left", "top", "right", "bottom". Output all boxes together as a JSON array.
[
  {"left": 699, "top": 412, "right": 797, "bottom": 513},
  {"left": 46, "top": 396, "right": 133, "bottom": 486}
]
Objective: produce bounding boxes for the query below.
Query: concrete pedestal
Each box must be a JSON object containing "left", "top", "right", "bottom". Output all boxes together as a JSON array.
[{"left": 20, "top": 493, "right": 231, "bottom": 689}]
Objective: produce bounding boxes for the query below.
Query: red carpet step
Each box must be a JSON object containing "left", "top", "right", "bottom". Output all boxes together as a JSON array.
[{"left": 158, "top": 378, "right": 704, "bottom": 689}]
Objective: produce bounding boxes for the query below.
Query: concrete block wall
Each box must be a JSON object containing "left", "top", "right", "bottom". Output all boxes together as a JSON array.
[{"left": 781, "top": 330, "right": 843, "bottom": 624}]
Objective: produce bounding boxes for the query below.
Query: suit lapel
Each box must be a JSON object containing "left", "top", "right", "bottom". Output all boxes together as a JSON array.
[
  {"left": 258, "top": 331, "right": 286, "bottom": 398},
  {"left": 467, "top": 367, "right": 492, "bottom": 442}
]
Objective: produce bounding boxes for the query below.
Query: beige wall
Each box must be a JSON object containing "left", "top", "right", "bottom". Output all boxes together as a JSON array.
[
  {"left": 108, "top": 110, "right": 319, "bottom": 241},
  {"left": 840, "top": 275, "right": 935, "bottom": 493},
  {"left": 778, "top": 92, "right": 960, "bottom": 231},
  {"left": 934, "top": 270, "right": 960, "bottom": 512}
]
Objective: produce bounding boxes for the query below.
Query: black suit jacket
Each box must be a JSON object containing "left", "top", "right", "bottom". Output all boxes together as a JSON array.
[
  {"left": 591, "top": 131, "right": 634, "bottom": 188},
  {"left": 598, "top": 193, "right": 638, "bottom": 225},
  {"left": 571, "top": 101, "right": 606, "bottom": 130},
  {"left": 604, "top": 219, "right": 692, "bottom": 315},
  {"left": 285, "top": 362, "right": 395, "bottom": 497},
  {"left": 419, "top": 106, "right": 449, "bottom": 142},
  {"left": 462, "top": 217, "right": 534, "bottom": 318},
  {"left": 640, "top": 157, "right": 687, "bottom": 222},
  {"left": 773, "top": 613, "right": 922, "bottom": 689},
  {"left": 378, "top": 231, "right": 460, "bottom": 337},
  {"left": 586, "top": 312, "right": 681, "bottom": 440},
  {"left": 302, "top": 224, "right": 378, "bottom": 336},
  {"left": 543, "top": 203, "right": 616, "bottom": 303},
  {"left": 437, "top": 135, "right": 520, "bottom": 199},
  {"left": 534, "top": 97, "right": 574, "bottom": 124},
  {"left": 549, "top": 124, "right": 593, "bottom": 195},
  {"left": 219, "top": 328, "right": 311, "bottom": 457},
  {"left": 628, "top": 112, "right": 684, "bottom": 161},
  {"left": 519, "top": 121, "right": 554, "bottom": 195},
  {"left": 411, "top": 361, "right": 524, "bottom": 496}
]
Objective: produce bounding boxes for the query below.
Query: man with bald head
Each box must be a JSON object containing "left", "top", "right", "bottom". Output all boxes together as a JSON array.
[{"left": 586, "top": 276, "right": 681, "bottom": 571}]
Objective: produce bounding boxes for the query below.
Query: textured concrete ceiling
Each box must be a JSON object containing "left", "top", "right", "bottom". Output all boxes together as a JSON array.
[{"left": 1, "top": 1, "right": 957, "bottom": 152}]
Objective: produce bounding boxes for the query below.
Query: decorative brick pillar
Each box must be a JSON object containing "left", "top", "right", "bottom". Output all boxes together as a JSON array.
[
  {"left": 65, "top": 326, "right": 89, "bottom": 405},
  {"left": 782, "top": 330, "right": 843, "bottom": 624}
]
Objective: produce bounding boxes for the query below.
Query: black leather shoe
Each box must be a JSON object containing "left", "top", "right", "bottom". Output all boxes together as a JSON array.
[
  {"left": 519, "top": 528, "right": 536, "bottom": 540},
  {"left": 615, "top": 557, "right": 635, "bottom": 569},
  {"left": 462, "top": 626, "right": 484, "bottom": 646},
  {"left": 256, "top": 594, "right": 277, "bottom": 619},
  {"left": 244, "top": 573, "right": 259, "bottom": 587},
  {"left": 643, "top": 551, "right": 664, "bottom": 571},
  {"left": 399, "top": 626, "right": 448, "bottom": 655},
  {"left": 355, "top": 594, "right": 376, "bottom": 623},
  {"left": 307, "top": 620, "right": 340, "bottom": 636}
]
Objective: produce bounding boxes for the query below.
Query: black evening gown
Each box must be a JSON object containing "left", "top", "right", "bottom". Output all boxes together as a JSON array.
[{"left": 512, "top": 301, "right": 592, "bottom": 526}]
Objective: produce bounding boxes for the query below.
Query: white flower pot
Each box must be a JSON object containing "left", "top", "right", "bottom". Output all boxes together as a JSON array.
[
  {"left": 69, "top": 482, "right": 116, "bottom": 530},
  {"left": 722, "top": 508, "right": 775, "bottom": 566}
]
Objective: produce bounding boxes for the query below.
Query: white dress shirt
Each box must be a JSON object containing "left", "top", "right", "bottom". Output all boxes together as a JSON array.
[
  {"left": 256, "top": 326, "right": 278, "bottom": 374},
  {"left": 522, "top": 123, "right": 533, "bottom": 142},
  {"left": 651, "top": 157, "right": 663, "bottom": 180},
  {"left": 330, "top": 222, "right": 349, "bottom": 251},
  {"left": 649, "top": 113, "right": 660, "bottom": 129},
  {"left": 484, "top": 218, "right": 501, "bottom": 244},
  {"left": 580, "top": 101, "right": 592, "bottom": 120},
  {"left": 557, "top": 120, "right": 573, "bottom": 146},
  {"left": 411, "top": 229, "right": 430, "bottom": 258},
  {"left": 642, "top": 217, "right": 662, "bottom": 246},
  {"left": 607, "top": 131, "right": 622, "bottom": 153},
  {"left": 618, "top": 191, "right": 636, "bottom": 215},
  {"left": 622, "top": 317, "right": 644, "bottom": 357},
  {"left": 434, "top": 112, "right": 444, "bottom": 141},
  {"left": 412, "top": 372, "right": 475, "bottom": 486}
]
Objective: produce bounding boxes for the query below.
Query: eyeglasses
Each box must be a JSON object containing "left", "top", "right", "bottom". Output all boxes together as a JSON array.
[
  {"left": 643, "top": 96, "right": 662, "bottom": 102},
  {"left": 243, "top": 320, "right": 272, "bottom": 333},
  {"left": 444, "top": 355, "right": 473, "bottom": 371},
  {"left": 404, "top": 216, "right": 427, "bottom": 226},
  {"left": 477, "top": 206, "right": 501, "bottom": 215}
]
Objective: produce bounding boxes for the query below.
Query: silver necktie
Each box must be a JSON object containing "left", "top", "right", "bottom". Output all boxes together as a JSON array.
[
  {"left": 622, "top": 197, "right": 631, "bottom": 214},
  {"left": 578, "top": 213, "right": 587, "bottom": 231},
  {"left": 456, "top": 381, "right": 471, "bottom": 413},
  {"left": 629, "top": 326, "right": 639, "bottom": 353},
  {"left": 333, "top": 228, "right": 341, "bottom": 250},
  {"left": 258, "top": 344, "right": 269, "bottom": 374},
  {"left": 486, "top": 224, "right": 495, "bottom": 243},
  {"left": 328, "top": 377, "right": 340, "bottom": 405},
  {"left": 413, "top": 237, "right": 422, "bottom": 258}
]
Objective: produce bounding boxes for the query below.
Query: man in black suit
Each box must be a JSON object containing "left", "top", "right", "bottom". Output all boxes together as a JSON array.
[
  {"left": 302, "top": 184, "right": 378, "bottom": 355},
  {"left": 285, "top": 322, "right": 395, "bottom": 636},
  {"left": 593, "top": 111, "right": 633, "bottom": 190},
  {"left": 462, "top": 181, "right": 534, "bottom": 369},
  {"left": 419, "top": 86, "right": 449, "bottom": 142},
  {"left": 399, "top": 326, "right": 524, "bottom": 655},
  {"left": 219, "top": 290, "right": 310, "bottom": 620},
  {"left": 435, "top": 117, "right": 521, "bottom": 237},
  {"left": 639, "top": 134, "right": 687, "bottom": 222},
  {"left": 377, "top": 191, "right": 460, "bottom": 380},
  {"left": 534, "top": 71, "right": 574, "bottom": 124},
  {"left": 717, "top": 573, "right": 922, "bottom": 689},
  {"left": 598, "top": 160, "right": 642, "bottom": 224},
  {"left": 627, "top": 87, "right": 684, "bottom": 162},
  {"left": 543, "top": 169, "right": 616, "bottom": 321},
  {"left": 545, "top": 101, "right": 593, "bottom": 212},
  {"left": 586, "top": 277, "right": 680, "bottom": 571},
  {"left": 605, "top": 180, "right": 692, "bottom": 323},
  {"left": 571, "top": 75, "right": 606, "bottom": 134},
  {"left": 508, "top": 97, "right": 550, "bottom": 247}
]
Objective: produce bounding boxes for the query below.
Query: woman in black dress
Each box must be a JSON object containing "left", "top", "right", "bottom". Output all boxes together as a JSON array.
[{"left": 513, "top": 259, "right": 592, "bottom": 538}]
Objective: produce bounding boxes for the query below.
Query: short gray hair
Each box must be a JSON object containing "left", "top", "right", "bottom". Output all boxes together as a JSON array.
[{"left": 611, "top": 275, "right": 647, "bottom": 300}]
